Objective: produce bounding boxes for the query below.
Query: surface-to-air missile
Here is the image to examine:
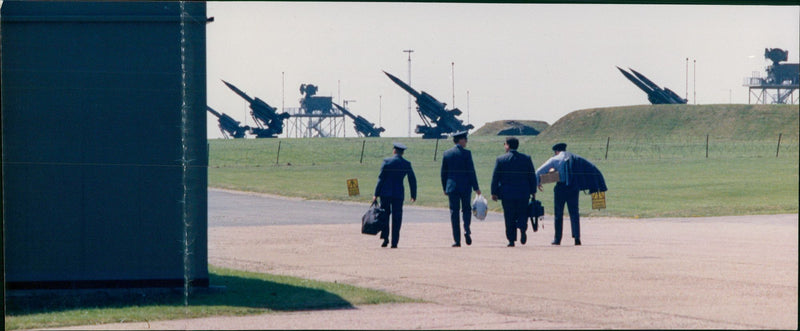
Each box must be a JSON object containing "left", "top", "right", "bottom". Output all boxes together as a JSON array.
[
  {"left": 332, "top": 102, "right": 385, "bottom": 137},
  {"left": 383, "top": 71, "right": 474, "bottom": 139},
  {"left": 206, "top": 105, "right": 250, "bottom": 139},
  {"left": 222, "top": 80, "right": 291, "bottom": 138},
  {"left": 616, "top": 67, "right": 687, "bottom": 105}
]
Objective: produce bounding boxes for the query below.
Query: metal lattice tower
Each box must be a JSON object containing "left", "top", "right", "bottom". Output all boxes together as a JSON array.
[{"left": 743, "top": 48, "right": 799, "bottom": 105}]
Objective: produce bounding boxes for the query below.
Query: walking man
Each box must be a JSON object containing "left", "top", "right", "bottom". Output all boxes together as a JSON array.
[
  {"left": 373, "top": 142, "right": 417, "bottom": 248},
  {"left": 536, "top": 142, "right": 581, "bottom": 246},
  {"left": 491, "top": 137, "right": 537, "bottom": 247},
  {"left": 441, "top": 131, "right": 481, "bottom": 247}
]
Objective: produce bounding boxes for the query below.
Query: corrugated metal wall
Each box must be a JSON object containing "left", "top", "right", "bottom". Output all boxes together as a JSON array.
[{"left": 1, "top": 1, "right": 208, "bottom": 289}]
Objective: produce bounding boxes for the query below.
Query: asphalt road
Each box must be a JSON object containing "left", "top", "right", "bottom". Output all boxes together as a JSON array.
[{"left": 209, "top": 188, "right": 505, "bottom": 227}]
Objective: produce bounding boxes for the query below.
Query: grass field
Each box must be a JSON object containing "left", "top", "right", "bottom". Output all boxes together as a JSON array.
[
  {"left": 4, "top": 266, "right": 418, "bottom": 330},
  {"left": 208, "top": 132, "right": 798, "bottom": 218}
]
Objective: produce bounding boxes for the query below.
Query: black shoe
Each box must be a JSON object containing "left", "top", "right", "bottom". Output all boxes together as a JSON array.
[
  {"left": 381, "top": 238, "right": 389, "bottom": 247},
  {"left": 551, "top": 240, "right": 560, "bottom": 245},
  {"left": 465, "top": 234, "right": 472, "bottom": 246},
  {"left": 452, "top": 243, "right": 461, "bottom": 247},
  {"left": 575, "top": 238, "right": 581, "bottom": 246},
  {"left": 520, "top": 232, "right": 527, "bottom": 245},
  {"left": 391, "top": 245, "right": 398, "bottom": 249},
  {"left": 507, "top": 242, "right": 515, "bottom": 247}
]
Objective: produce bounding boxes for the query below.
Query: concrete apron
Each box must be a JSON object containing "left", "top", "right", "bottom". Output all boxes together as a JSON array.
[
  {"left": 206, "top": 214, "right": 797, "bottom": 329},
  {"left": 53, "top": 214, "right": 797, "bottom": 329}
]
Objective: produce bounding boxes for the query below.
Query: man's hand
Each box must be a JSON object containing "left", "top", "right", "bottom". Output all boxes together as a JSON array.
[
  {"left": 372, "top": 196, "right": 377, "bottom": 203},
  {"left": 410, "top": 198, "right": 416, "bottom": 203},
  {"left": 475, "top": 189, "right": 482, "bottom": 196},
  {"left": 537, "top": 185, "right": 544, "bottom": 192},
  {"left": 491, "top": 195, "right": 498, "bottom": 201},
  {"left": 443, "top": 191, "right": 448, "bottom": 196}
]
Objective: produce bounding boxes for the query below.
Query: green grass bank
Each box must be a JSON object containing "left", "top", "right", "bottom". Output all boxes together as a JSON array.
[
  {"left": 208, "top": 105, "right": 798, "bottom": 218},
  {"left": 537, "top": 104, "right": 798, "bottom": 141}
]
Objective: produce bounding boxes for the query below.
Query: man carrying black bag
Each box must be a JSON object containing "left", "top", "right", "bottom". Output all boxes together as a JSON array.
[
  {"left": 490, "top": 137, "right": 538, "bottom": 247},
  {"left": 528, "top": 199, "right": 544, "bottom": 232},
  {"left": 372, "top": 143, "right": 417, "bottom": 248},
  {"left": 361, "top": 201, "right": 385, "bottom": 235}
]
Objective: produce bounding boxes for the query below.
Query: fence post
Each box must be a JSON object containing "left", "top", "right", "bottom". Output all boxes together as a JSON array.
[
  {"left": 276, "top": 140, "right": 282, "bottom": 165},
  {"left": 433, "top": 138, "right": 440, "bottom": 161},
  {"left": 705, "top": 134, "right": 709, "bottom": 158},
  {"left": 604, "top": 137, "right": 610, "bottom": 160},
  {"left": 360, "top": 140, "right": 366, "bottom": 164},
  {"left": 776, "top": 133, "right": 782, "bottom": 158}
]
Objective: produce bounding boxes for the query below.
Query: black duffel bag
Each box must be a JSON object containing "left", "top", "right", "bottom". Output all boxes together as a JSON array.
[
  {"left": 361, "top": 201, "right": 386, "bottom": 235},
  {"left": 528, "top": 199, "right": 544, "bottom": 232}
]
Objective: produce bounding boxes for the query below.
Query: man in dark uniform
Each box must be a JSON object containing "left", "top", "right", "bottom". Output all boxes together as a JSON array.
[
  {"left": 490, "top": 137, "right": 538, "bottom": 247},
  {"left": 373, "top": 142, "right": 417, "bottom": 248},
  {"left": 440, "top": 131, "right": 481, "bottom": 247},
  {"left": 536, "top": 143, "right": 581, "bottom": 246}
]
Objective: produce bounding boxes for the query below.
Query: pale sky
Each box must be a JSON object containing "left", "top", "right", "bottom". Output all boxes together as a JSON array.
[{"left": 206, "top": 2, "right": 799, "bottom": 139}]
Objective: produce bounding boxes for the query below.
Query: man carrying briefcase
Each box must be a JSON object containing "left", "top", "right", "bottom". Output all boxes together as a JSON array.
[
  {"left": 490, "top": 137, "right": 538, "bottom": 247},
  {"left": 372, "top": 143, "right": 417, "bottom": 248}
]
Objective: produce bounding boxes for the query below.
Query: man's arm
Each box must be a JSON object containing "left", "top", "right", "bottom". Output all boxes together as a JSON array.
[
  {"left": 527, "top": 156, "right": 538, "bottom": 197},
  {"left": 440, "top": 154, "right": 448, "bottom": 193},
  {"left": 490, "top": 157, "right": 501, "bottom": 201},
  {"left": 407, "top": 164, "right": 417, "bottom": 202},
  {"left": 467, "top": 151, "right": 480, "bottom": 193},
  {"left": 536, "top": 157, "right": 556, "bottom": 192},
  {"left": 535, "top": 157, "right": 555, "bottom": 177},
  {"left": 374, "top": 160, "right": 387, "bottom": 197}
]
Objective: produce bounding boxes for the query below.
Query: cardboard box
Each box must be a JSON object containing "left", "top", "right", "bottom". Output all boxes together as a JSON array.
[{"left": 539, "top": 171, "right": 560, "bottom": 184}]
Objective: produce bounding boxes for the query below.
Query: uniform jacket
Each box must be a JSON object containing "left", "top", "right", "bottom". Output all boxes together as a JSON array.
[
  {"left": 441, "top": 145, "right": 480, "bottom": 194},
  {"left": 570, "top": 154, "right": 607, "bottom": 193},
  {"left": 374, "top": 154, "right": 417, "bottom": 200},
  {"left": 490, "top": 150, "right": 538, "bottom": 200},
  {"left": 537, "top": 151, "right": 607, "bottom": 193}
]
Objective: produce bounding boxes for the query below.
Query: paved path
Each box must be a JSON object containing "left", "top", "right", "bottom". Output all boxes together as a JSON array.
[
  {"left": 54, "top": 189, "right": 798, "bottom": 329},
  {"left": 207, "top": 188, "right": 487, "bottom": 227}
]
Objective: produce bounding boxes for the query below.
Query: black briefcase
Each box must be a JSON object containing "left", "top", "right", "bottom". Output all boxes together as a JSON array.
[
  {"left": 528, "top": 199, "right": 544, "bottom": 232},
  {"left": 361, "top": 201, "right": 385, "bottom": 235}
]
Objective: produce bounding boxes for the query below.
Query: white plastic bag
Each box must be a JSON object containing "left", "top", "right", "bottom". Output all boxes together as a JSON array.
[{"left": 471, "top": 194, "right": 488, "bottom": 220}]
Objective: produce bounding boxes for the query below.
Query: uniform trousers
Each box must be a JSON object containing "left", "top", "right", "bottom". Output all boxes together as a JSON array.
[
  {"left": 448, "top": 191, "right": 472, "bottom": 245},
  {"left": 379, "top": 197, "right": 404, "bottom": 247},
  {"left": 553, "top": 183, "right": 580, "bottom": 242},
  {"left": 501, "top": 199, "right": 529, "bottom": 242}
]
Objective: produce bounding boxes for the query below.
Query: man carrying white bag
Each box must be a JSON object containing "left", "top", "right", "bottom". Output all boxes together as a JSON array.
[{"left": 472, "top": 194, "right": 488, "bottom": 221}]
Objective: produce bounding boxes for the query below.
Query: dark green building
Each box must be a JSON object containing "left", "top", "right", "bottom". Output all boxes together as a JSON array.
[{"left": 2, "top": 1, "right": 209, "bottom": 289}]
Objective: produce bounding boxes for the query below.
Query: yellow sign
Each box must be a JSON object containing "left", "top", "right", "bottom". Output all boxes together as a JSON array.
[
  {"left": 591, "top": 191, "right": 606, "bottom": 210},
  {"left": 346, "top": 178, "right": 360, "bottom": 196}
]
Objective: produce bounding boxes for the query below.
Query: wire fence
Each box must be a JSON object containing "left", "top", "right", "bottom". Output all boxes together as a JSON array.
[
  {"left": 209, "top": 133, "right": 800, "bottom": 167},
  {"left": 208, "top": 134, "right": 799, "bottom": 168},
  {"left": 562, "top": 135, "right": 799, "bottom": 161}
]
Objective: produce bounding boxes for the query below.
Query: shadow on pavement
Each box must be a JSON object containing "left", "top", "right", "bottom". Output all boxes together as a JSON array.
[
  {"left": 6, "top": 272, "right": 355, "bottom": 316},
  {"left": 198, "top": 273, "right": 356, "bottom": 311}
]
